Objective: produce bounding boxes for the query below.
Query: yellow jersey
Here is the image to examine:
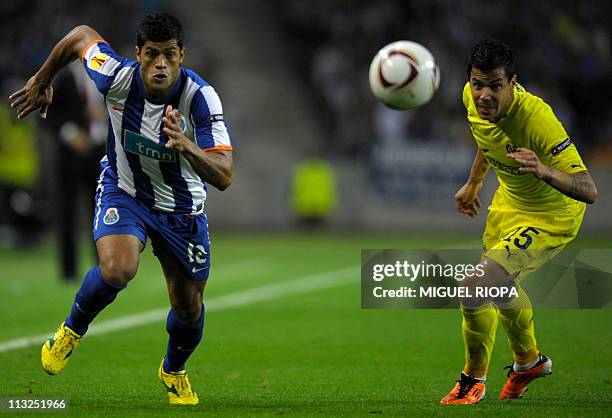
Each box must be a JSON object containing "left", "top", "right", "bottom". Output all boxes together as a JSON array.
[{"left": 462, "top": 82, "right": 586, "bottom": 214}]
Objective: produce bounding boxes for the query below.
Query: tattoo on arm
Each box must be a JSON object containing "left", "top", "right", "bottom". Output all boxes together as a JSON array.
[
  {"left": 541, "top": 168, "right": 596, "bottom": 204},
  {"left": 567, "top": 172, "right": 594, "bottom": 202},
  {"left": 468, "top": 159, "right": 490, "bottom": 185}
]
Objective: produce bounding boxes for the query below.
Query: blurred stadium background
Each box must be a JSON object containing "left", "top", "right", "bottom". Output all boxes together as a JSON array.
[
  {"left": 0, "top": 0, "right": 610, "bottom": 239},
  {"left": 0, "top": 0, "right": 610, "bottom": 415}
]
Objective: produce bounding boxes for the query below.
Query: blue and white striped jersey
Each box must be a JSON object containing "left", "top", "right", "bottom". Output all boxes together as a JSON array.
[{"left": 82, "top": 40, "right": 232, "bottom": 214}]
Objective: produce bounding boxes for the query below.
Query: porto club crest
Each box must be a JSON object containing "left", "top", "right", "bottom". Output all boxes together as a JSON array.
[{"left": 103, "top": 208, "right": 120, "bottom": 225}]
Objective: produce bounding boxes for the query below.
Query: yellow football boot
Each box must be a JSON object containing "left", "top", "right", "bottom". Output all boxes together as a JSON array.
[
  {"left": 158, "top": 359, "right": 199, "bottom": 405},
  {"left": 41, "top": 322, "right": 81, "bottom": 375}
]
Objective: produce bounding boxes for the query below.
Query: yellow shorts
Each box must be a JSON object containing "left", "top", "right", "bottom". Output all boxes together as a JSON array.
[{"left": 482, "top": 190, "right": 586, "bottom": 278}]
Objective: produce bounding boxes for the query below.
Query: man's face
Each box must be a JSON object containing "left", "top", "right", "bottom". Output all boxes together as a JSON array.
[
  {"left": 469, "top": 67, "right": 516, "bottom": 122},
  {"left": 136, "top": 40, "right": 185, "bottom": 98}
]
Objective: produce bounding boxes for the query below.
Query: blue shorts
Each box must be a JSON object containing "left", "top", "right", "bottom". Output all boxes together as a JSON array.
[{"left": 92, "top": 174, "right": 210, "bottom": 281}]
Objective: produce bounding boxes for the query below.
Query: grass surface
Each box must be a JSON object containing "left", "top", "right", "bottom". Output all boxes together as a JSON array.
[{"left": 0, "top": 233, "right": 611, "bottom": 417}]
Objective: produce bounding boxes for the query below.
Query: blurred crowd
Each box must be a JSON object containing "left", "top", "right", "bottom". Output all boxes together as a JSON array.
[
  {"left": 0, "top": 0, "right": 147, "bottom": 255},
  {"left": 277, "top": 0, "right": 611, "bottom": 158},
  {"left": 0, "top": 1, "right": 150, "bottom": 88},
  {"left": 0, "top": 1, "right": 609, "bottom": 248}
]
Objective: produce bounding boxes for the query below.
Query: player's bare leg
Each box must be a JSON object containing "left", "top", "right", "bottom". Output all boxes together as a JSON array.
[
  {"left": 42, "top": 234, "right": 143, "bottom": 375},
  {"left": 157, "top": 251, "right": 205, "bottom": 405},
  {"left": 96, "top": 234, "right": 143, "bottom": 287}
]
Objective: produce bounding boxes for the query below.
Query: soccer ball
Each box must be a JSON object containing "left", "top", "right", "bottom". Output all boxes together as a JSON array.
[{"left": 369, "top": 40, "right": 440, "bottom": 110}]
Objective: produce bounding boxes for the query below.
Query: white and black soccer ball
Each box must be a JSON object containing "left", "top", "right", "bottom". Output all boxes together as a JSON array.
[{"left": 369, "top": 40, "right": 440, "bottom": 110}]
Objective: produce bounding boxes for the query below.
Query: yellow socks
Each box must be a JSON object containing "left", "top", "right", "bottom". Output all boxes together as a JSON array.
[{"left": 461, "top": 304, "right": 498, "bottom": 377}]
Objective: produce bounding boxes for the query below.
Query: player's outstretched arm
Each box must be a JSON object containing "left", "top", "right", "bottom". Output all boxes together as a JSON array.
[
  {"left": 162, "top": 106, "right": 234, "bottom": 191},
  {"left": 9, "top": 25, "right": 102, "bottom": 119},
  {"left": 508, "top": 147, "right": 598, "bottom": 204},
  {"left": 455, "top": 148, "right": 490, "bottom": 218}
]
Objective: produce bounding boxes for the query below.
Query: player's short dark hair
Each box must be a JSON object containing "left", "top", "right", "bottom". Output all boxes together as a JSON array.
[
  {"left": 467, "top": 39, "right": 515, "bottom": 80},
  {"left": 136, "top": 12, "right": 184, "bottom": 48}
]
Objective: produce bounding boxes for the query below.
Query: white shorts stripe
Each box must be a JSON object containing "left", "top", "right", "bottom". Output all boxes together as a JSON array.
[{"left": 94, "top": 165, "right": 110, "bottom": 230}]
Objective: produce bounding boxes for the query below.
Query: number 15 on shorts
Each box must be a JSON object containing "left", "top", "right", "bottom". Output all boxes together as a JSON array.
[{"left": 503, "top": 226, "right": 540, "bottom": 250}]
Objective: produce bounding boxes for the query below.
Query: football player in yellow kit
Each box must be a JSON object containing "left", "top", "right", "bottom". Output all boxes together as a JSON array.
[{"left": 440, "top": 39, "right": 597, "bottom": 404}]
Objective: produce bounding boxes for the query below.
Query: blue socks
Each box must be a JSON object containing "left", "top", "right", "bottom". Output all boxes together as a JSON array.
[
  {"left": 163, "top": 305, "right": 205, "bottom": 372},
  {"left": 65, "top": 266, "right": 125, "bottom": 336},
  {"left": 64, "top": 265, "right": 203, "bottom": 372}
]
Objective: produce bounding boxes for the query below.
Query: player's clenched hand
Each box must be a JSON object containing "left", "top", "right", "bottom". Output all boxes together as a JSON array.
[
  {"left": 507, "top": 147, "right": 550, "bottom": 179},
  {"left": 163, "top": 105, "right": 194, "bottom": 153},
  {"left": 9, "top": 75, "right": 54, "bottom": 119},
  {"left": 455, "top": 182, "right": 482, "bottom": 218}
]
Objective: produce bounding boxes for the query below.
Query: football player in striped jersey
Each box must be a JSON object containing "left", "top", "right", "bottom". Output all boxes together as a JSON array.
[{"left": 10, "top": 12, "right": 233, "bottom": 405}]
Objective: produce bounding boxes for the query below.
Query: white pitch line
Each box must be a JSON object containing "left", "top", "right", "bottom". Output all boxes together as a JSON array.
[
  {"left": 0, "top": 266, "right": 357, "bottom": 354},
  {"left": 212, "top": 258, "right": 272, "bottom": 280}
]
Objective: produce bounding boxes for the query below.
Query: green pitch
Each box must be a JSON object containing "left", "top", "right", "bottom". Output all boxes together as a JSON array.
[{"left": 0, "top": 233, "right": 610, "bottom": 417}]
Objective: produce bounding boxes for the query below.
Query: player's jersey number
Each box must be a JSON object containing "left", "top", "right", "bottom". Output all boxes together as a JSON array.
[
  {"left": 503, "top": 226, "right": 540, "bottom": 250},
  {"left": 187, "top": 243, "right": 207, "bottom": 264}
]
